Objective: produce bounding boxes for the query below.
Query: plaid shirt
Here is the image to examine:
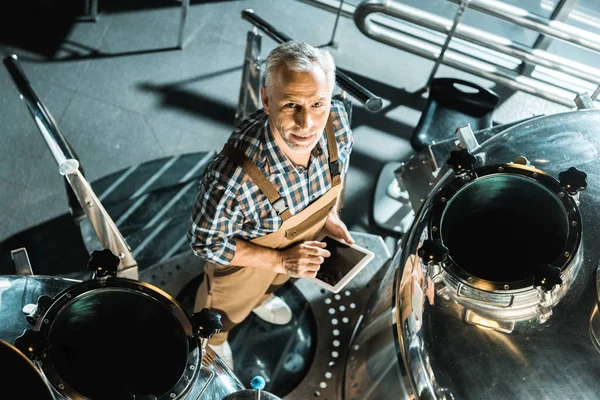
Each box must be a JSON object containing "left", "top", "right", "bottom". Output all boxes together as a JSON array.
[{"left": 188, "top": 100, "right": 353, "bottom": 265}]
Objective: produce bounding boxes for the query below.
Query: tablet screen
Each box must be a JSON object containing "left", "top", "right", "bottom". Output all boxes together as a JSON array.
[{"left": 316, "top": 237, "right": 370, "bottom": 287}]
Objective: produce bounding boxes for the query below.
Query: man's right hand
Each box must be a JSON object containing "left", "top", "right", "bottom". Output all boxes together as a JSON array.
[{"left": 279, "top": 241, "right": 331, "bottom": 278}]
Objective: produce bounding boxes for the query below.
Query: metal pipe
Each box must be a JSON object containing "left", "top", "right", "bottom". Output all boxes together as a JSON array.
[
  {"left": 3, "top": 54, "right": 139, "bottom": 280},
  {"left": 241, "top": 8, "right": 383, "bottom": 112},
  {"left": 378, "top": 1, "right": 600, "bottom": 85},
  {"left": 354, "top": 6, "right": 579, "bottom": 107},
  {"left": 3, "top": 54, "right": 78, "bottom": 170},
  {"left": 448, "top": 0, "right": 600, "bottom": 53}
]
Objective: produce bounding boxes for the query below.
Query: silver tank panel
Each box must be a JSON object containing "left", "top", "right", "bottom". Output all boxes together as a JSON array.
[
  {"left": 0, "top": 275, "right": 245, "bottom": 400},
  {"left": 347, "top": 110, "right": 600, "bottom": 400}
]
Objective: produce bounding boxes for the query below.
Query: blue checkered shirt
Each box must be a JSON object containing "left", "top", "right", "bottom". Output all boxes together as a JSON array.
[{"left": 188, "top": 100, "right": 354, "bottom": 266}]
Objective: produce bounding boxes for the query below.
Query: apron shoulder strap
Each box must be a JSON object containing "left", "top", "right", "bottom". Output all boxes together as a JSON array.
[
  {"left": 221, "top": 143, "right": 292, "bottom": 221},
  {"left": 325, "top": 114, "right": 342, "bottom": 186}
]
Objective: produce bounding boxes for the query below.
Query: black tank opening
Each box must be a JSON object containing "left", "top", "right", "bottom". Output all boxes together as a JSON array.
[
  {"left": 440, "top": 175, "right": 568, "bottom": 283},
  {"left": 48, "top": 290, "right": 189, "bottom": 399}
]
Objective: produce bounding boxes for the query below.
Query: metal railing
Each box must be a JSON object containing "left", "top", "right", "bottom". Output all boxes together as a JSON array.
[
  {"left": 240, "top": 9, "right": 383, "bottom": 112},
  {"left": 3, "top": 54, "right": 139, "bottom": 280},
  {"left": 302, "top": 0, "right": 600, "bottom": 108}
]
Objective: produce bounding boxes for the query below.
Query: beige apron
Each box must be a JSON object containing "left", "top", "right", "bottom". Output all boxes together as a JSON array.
[{"left": 194, "top": 116, "right": 342, "bottom": 345}]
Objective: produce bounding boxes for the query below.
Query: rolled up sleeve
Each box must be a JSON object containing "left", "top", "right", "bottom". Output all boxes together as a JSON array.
[{"left": 187, "top": 176, "right": 244, "bottom": 266}]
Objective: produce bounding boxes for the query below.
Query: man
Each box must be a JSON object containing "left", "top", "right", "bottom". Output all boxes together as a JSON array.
[{"left": 187, "top": 40, "right": 354, "bottom": 369}]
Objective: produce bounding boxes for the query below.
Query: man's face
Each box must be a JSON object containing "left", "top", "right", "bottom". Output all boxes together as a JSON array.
[{"left": 261, "top": 65, "right": 331, "bottom": 154}]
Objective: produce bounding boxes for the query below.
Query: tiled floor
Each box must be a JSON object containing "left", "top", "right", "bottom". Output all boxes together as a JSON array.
[{"left": 2, "top": 0, "right": 599, "bottom": 250}]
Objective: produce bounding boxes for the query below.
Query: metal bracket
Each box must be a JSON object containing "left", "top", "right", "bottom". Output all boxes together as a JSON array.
[
  {"left": 11, "top": 248, "right": 33, "bottom": 276},
  {"left": 574, "top": 92, "right": 596, "bottom": 110},
  {"left": 456, "top": 124, "right": 479, "bottom": 152}
]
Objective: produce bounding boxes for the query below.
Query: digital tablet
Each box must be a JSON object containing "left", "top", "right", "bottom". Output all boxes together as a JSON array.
[{"left": 309, "top": 233, "right": 375, "bottom": 293}]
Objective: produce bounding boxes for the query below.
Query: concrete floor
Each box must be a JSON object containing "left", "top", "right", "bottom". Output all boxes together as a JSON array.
[{"left": 1, "top": 0, "right": 599, "bottom": 248}]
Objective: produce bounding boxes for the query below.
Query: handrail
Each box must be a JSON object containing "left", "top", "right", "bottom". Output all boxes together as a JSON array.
[
  {"left": 241, "top": 9, "right": 383, "bottom": 112},
  {"left": 447, "top": 0, "right": 600, "bottom": 53},
  {"left": 353, "top": 0, "right": 600, "bottom": 108},
  {"left": 4, "top": 55, "right": 78, "bottom": 169},
  {"left": 3, "top": 54, "right": 139, "bottom": 280}
]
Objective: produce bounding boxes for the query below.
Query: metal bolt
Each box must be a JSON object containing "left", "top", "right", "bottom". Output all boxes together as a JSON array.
[
  {"left": 58, "top": 384, "right": 65, "bottom": 390},
  {"left": 189, "top": 365, "right": 196, "bottom": 370},
  {"left": 533, "top": 172, "right": 538, "bottom": 178},
  {"left": 66, "top": 293, "right": 71, "bottom": 299},
  {"left": 170, "top": 393, "right": 176, "bottom": 399},
  {"left": 441, "top": 197, "right": 447, "bottom": 203},
  {"left": 467, "top": 277, "right": 473, "bottom": 282},
  {"left": 571, "top": 221, "right": 578, "bottom": 227},
  {"left": 498, "top": 166, "right": 504, "bottom": 172},
  {"left": 432, "top": 226, "right": 438, "bottom": 232},
  {"left": 564, "top": 252, "right": 570, "bottom": 258},
  {"left": 43, "top": 318, "right": 49, "bottom": 324},
  {"left": 504, "top": 285, "right": 510, "bottom": 290},
  {"left": 86, "top": 201, "right": 93, "bottom": 207}
]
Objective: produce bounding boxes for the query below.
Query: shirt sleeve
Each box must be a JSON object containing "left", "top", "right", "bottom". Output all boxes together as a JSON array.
[
  {"left": 187, "top": 174, "right": 244, "bottom": 266},
  {"left": 331, "top": 100, "right": 355, "bottom": 175}
]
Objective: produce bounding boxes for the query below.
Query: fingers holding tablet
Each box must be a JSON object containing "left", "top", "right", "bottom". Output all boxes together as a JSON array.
[{"left": 280, "top": 241, "right": 331, "bottom": 278}]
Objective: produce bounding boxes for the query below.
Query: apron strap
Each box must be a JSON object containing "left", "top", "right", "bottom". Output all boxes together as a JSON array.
[
  {"left": 221, "top": 143, "right": 292, "bottom": 221},
  {"left": 325, "top": 115, "right": 342, "bottom": 186}
]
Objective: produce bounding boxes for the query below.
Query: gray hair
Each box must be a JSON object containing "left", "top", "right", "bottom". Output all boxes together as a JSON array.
[{"left": 264, "top": 41, "right": 336, "bottom": 95}]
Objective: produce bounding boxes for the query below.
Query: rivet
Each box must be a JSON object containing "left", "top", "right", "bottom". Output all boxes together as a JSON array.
[
  {"left": 571, "top": 221, "right": 577, "bottom": 227},
  {"left": 432, "top": 226, "right": 438, "bottom": 232},
  {"left": 189, "top": 365, "right": 196, "bottom": 370},
  {"left": 170, "top": 393, "right": 176, "bottom": 398},
  {"left": 498, "top": 166, "right": 504, "bottom": 172},
  {"left": 441, "top": 197, "right": 447, "bottom": 203},
  {"left": 533, "top": 172, "right": 538, "bottom": 178},
  {"left": 58, "top": 384, "right": 65, "bottom": 390},
  {"left": 564, "top": 252, "right": 570, "bottom": 258},
  {"left": 44, "top": 319, "right": 49, "bottom": 324},
  {"left": 559, "top": 192, "right": 565, "bottom": 198},
  {"left": 504, "top": 285, "right": 510, "bottom": 290},
  {"left": 66, "top": 293, "right": 72, "bottom": 299}
]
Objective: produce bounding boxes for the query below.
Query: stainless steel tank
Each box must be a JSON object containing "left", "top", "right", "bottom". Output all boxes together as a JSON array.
[
  {"left": 346, "top": 109, "right": 600, "bottom": 400},
  {"left": 0, "top": 250, "right": 247, "bottom": 400}
]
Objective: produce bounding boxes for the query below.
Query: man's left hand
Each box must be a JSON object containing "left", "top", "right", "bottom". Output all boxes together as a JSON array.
[{"left": 323, "top": 211, "right": 355, "bottom": 244}]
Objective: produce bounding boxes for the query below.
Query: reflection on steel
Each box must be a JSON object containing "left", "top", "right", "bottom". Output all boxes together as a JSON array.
[
  {"left": 351, "top": 110, "right": 600, "bottom": 399},
  {"left": 354, "top": 0, "right": 600, "bottom": 107},
  {"left": 3, "top": 54, "right": 139, "bottom": 280},
  {"left": 240, "top": 9, "right": 383, "bottom": 112},
  {"left": 235, "top": 28, "right": 263, "bottom": 127}
]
